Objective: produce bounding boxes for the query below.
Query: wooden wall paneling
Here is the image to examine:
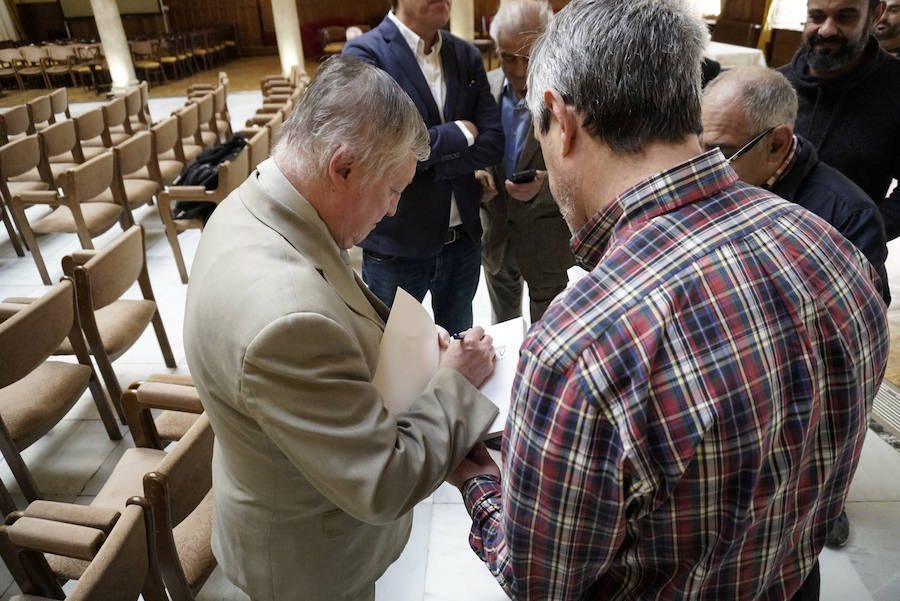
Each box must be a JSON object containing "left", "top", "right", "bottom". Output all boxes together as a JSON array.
[
  {"left": 720, "top": 0, "right": 767, "bottom": 24},
  {"left": 768, "top": 28, "right": 803, "bottom": 67},
  {"left": 16, "top": 1, "right": 67, "bottom": 40}
]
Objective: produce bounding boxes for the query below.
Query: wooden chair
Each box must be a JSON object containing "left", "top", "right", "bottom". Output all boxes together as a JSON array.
[
  {"left": 49, "top": 87, "right": 72, "bottom": 121},
  {"left": 157, "top": 36, "right": 185, "bottom": 81},
  {"left": 108, "top": 131, "right": 160, "bottom": 226},
  {"left": 122, "top": 377, "right": 201, "bottom": 451},
  {"left": 8, "top": 151, "right": 124, "bottom": 285},
  {"left": 138, "top": 80, "right": 153, "bottom": 127},
  {"left": 0, "top": 279, "right": 121, "bottom": 503},
  {"left": 44, "top": 45, "right": 78, "bottom": 88},
  {"left": 190, "top": 93, "right": 219, "bottom": 146},
  {"left": 0, "top": 48, "right": 24, "bottom": 91},
  {"left": 16, "top": 46, "right": 48, "bottom": 89},
  {"left": 158, "top": 144, "right": 250, "bottom": 282},
  {"left": 101, "top": 97, "right": 132, "bottom": 146},
  {"left": 26, "top": 94, "right": 55, "bottom": 132},
  {"left": 38, "top": 120, "right": 84, "bottom": 183},
  {"left": 0, "top": 501, "right": 168, "bottom": 601},
  {"left": 0, "top": 134, "right": 46, "bottom": 257},
  {"left": 59, "top": 225, "right": 176, "bottom": 419},
  {"left": 140, "top": 116, "right": 185, "bottom": 187},
  {"left": 165, "top": 102, "right": 204, "bottom": 164},
  {"left": 73, "top": 43, "right": 109, "bottom": 93},
  {"left": 130, "top": 39, "right": 167, "bottom": 88},
  {"left": 110, "top": 88, "right": 149, "bottom": 137},
  {"left": 188, "top": 32, "right": 211, "bottom": 72},
  {"left": 73, "top": 108, "right": 109, "bottom": 157},
  {"left": 0, "top": 104, "right": 30, "bottom": 144},
  {"left": 245, "top": 126, "right": 270, "bottom": 172}
]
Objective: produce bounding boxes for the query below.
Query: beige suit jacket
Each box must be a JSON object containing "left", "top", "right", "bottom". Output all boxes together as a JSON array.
[
  {"left": 481, "top": 68, "right": 574, "bottom": 278},
  {"left": 184, "top": 160, "right": 497, "bottom": 601}
]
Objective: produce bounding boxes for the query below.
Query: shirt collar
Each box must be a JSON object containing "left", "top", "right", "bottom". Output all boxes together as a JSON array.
[
  {"left": 571, "top": 149, "right": 739, "bottom": 270},
  {"left": 764, "top": 134, "right": 798, "bottom": 189},
  {"left": 502, "top": 78, "right": 526, "bottom": 105},
  {"left": 388, "top": 11, "right": 442, "bottom": 57}
]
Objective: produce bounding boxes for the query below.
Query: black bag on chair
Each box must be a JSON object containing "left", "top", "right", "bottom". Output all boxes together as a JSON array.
[{"left": 173, "top": 133, "right": 246, "bottom": 224}]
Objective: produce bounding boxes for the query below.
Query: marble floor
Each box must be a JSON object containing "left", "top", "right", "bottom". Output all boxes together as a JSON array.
[{"left": 0, "top": 93, "right": 898, "bottom": 600}]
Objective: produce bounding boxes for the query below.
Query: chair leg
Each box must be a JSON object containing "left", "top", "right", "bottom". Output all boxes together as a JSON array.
[
  {"left": 150, "top": 310, "right": 177, "bottom": 368},
  {"left": 92, "top": 352, "right": 125, "bottom": 424},
  {"left": 0, "top": 479, "right": 15, "bottom": 517},
  {"left": 0, "top": 435, "right": 40, "bottom": 502},
  {"left": 0, "top": 203, "right": 24, "bottom": 257},
  {"left": 10, "top": 204, "right": 51, "bottom": 285},
  {"left": 88, "top": 370, "right": 123, "bottom": 440}
]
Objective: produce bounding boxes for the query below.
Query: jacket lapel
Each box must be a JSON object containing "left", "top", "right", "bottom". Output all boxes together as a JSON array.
[
  {"left": 382, "top": 20, "right": 442, "bottom": 125},
  {"left": 440, "top": 32, "right": 459, "bottom": 121},
  {"left": 516, "top": 129, "right": 540, "bottom": 171}
]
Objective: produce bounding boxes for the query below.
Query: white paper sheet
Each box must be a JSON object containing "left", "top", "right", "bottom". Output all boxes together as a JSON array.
[{"left": 372, "top": 288, "right": 524, "bottom": 438}]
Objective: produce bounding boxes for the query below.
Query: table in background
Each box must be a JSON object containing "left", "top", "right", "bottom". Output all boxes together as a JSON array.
[{"left": 705, "top": 41, "right": 767, "bottom": 68}]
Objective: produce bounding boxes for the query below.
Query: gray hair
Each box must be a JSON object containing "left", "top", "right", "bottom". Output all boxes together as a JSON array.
[
  {"left": 526, "top": 0, "right": 706, "bottom": 154},
  {"left": 274, "top": 55, "right": 430, "bottom": 181},
  {"left": 704, "top": 66, "right": 798, "bottom": 131},
  {"left": 489, "top": 0, "right": 553, "bottom": 44}
]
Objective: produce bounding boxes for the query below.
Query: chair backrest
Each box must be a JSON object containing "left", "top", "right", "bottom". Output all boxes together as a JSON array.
[
  {"left": 46, "top": 44, "right": 75, "bottom": 62},
  {"left": 0, "top": 104, "right": 30, "bottom": 142},
  {"left": 211, "top": 84, "right": 226, "bottom": 114},
  {"left": 267, "top": 110, "right": 284, "bottom": 150},
  {"left": 193, "top": 93, "right": 214, "bottom": 124},
  {"left": 0, "top": 47, "right": 21, "bottom": 63},
  {"left": 218, "top": 145, "right": 250, "bottom": 192},
  {"left": 59, "top": 150, "right": 114, "bottom": 205},
  {"left": 67, "top": 224, "right": 145, "bottom": 311},
  {"left": 38, "top": 119, "right": 81, "bottom": 163},
  {"left": 0, "top": 134, "right": 41, "bottom": 181},
  {"left": 150, "top": 116, "right": 179, "bottom": 156},
  {"left": 48, "top": 87, "right": 70, "bottom": 119},
  {"left": 19, "top": 45, "right": 47, "bottom": 64},
  {"left": 103, "top": 96, "right": 128, "bottom": 129},
  {"left": 74, "top": 107, "right": 105, "bottom": 144},
  {"left": 175, "top": 102, "right": 199, "bottom": 139},
  {"left": 247, "top": 127, "right": 269, "bottom": 172},
  {"left": 138, "top": 80, "right": 152, "bottom": 124},
  {"left": 0, "top": 280, "right": 77, "bottom": 389},
  {"left": 115, "top": 130, "right": 152, "bottom": 177},
  {"left": 26, "top": 95, "right": 54, "bottom": 128}
]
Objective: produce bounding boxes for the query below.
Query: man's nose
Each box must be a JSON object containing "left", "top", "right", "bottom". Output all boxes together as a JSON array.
[{"left": 818, "top": 17, "right": 839, "bottom": 37}]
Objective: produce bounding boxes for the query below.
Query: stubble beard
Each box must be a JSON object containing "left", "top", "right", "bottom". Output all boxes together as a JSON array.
[{"left": 802, "top": 28, "right": 869, "bottom": 74}]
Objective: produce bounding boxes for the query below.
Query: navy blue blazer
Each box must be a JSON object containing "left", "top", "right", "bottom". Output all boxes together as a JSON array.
[{"left": 344, "top": 17, "right": 504, "bottom": 258}]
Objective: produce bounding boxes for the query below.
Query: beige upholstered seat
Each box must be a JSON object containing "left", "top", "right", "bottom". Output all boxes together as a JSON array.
[
  {"left": 129, "top": 116, "right": 184, "bottom": 186},
  {"left": 158, "top": 144, "right": 250, "bottom": 282},
  {"left": 0, "top": 280, "right": 121, "bottom": 505},
  {"left": 58, "top": 225, "right": 176, "bottom": 418},
  {"left": 1, "top": 501, "right": 168, "bottom": 601},
  {"left": 197, "top": 83, "right": 232, "bottom": 142},
  {"left": 160, "top": 103, "right": 203, "bottom": 164},
  {"left": 72, "top": 108, "right": 108, "bottom": 157},
  {"left": 44, "top": 47, "right": 78, "bottom": 89},
  {"left": 101, "top": 97, "right": 131, "bottom": 146},
  {"left": 0, "top": 48, "right": 24, "bottom": 91},
  {"left": 8, "top": 151, "right": 123, "bottom": 284},
  {"left": 17, "top": 46, "right": 48, "bottom": 89},
  {"left": 101, "top": 131, "right": 160, "bottom": 224},
  {"left": 110, "top": 87, "right": 149, "bottom": 136},
  {"left": 39, "top": 119, "right": 84, "bottom": 173},
  {"left": 191, "top": 93, "right": 219, "bottom": 147},
  {"left": 26, "top": 95, "right": 54, "bottom": 132}
]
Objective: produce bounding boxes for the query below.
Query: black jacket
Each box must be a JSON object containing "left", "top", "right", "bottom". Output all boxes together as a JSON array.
[
  {"left": 778, "top": 37, "right": 900, "bottom": 241},
  {"left": 771, "top": 136, "right": 890, "bottom": 305}
]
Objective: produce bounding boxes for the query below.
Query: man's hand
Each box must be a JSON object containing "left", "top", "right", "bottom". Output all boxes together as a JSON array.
[
  {"left": 439, "top": 326, "right": 495, "bottom": 388},
  {"left": 448, "top": 443, "right": 500, "bottom": 489},
  {"left": 475, "top": 169, "right": 498, "bottom": 203},
  {"left": 460, "top": 120, "right": 479, "bottom": 140},
  {"left": 505, "top": 169, "right": 546, "bottom": 202}
]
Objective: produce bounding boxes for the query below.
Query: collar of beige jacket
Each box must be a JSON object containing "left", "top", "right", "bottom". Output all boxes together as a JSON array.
[{"left": 240, "top": 168, "right": 389, "bottom": 329}]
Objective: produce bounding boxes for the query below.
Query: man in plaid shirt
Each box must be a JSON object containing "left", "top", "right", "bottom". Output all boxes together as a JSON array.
[{"left": 448, "top": 1, "right": 890, "bottom": 600}]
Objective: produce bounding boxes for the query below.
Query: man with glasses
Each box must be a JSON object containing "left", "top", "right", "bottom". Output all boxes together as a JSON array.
[
  {"left": 779, "top": 0, "right": 900, "bottom": 240},
  {"left": 476, "top": 0, "right": 574, "bottom": 326},
  {"left": 701, "top": 66, "right": 889, "bottom": 308},
  {"left": 447, "top": 2, "right": 889, "bottom": 600}
]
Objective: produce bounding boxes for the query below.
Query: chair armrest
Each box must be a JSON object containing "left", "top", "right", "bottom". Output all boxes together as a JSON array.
[
  {"left": 162, "top": 185, "right": 208, "bottom": 200},
  {"left": 21, "top": 501, "right": 119, "bottom": 534},
  {"left": 122, "top": 380, "right": 203, "bottom": 449},
  {"left": 0, "top": 302, "right": 28, "bottom": 322},
  {"left": 12, "top": 190, "right": 59, "bottom": 205},
  {"left": 246, "top": 113, "right": 277, "bottom": 127},
  {"left": 68, "top": 249, "right": 97, "bottom": 266},
  {"left": 6, "top": 517, "right": 105, "bottom": 561}
]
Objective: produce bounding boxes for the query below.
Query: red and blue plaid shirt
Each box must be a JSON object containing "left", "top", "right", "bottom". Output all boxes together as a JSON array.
[{"left": 462, "top": 151, "right": 889, "bottom": 600}]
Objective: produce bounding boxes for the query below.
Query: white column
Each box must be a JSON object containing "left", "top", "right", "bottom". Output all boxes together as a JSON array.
[
  {"left": 271, "top": 0, "right": 305, "bottom": 78},
  {"left": 450, "top": 0, "right": 474, "bottom": 41},
  {"left": 89, "top": 0, "right": 138, "bottom": 93}
]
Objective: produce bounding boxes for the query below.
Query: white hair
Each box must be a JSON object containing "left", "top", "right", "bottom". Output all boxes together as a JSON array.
[
  {"left": 489, "top": 0, "right": 553, "bottom": 44},
  {"left": 704, "top": 66, "right": 799, "bottom": 132}
]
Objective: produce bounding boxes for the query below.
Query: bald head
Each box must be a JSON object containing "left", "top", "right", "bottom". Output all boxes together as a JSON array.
[{"left": 701, "top": 67, "right": 798, "bottom": 186}]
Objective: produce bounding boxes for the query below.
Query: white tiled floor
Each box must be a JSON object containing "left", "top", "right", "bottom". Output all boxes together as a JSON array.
[{"left": 0, "top": 94, "right": 898, "bottom": 600}]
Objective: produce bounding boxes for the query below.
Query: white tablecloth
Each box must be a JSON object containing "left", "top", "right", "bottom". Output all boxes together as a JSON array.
[{"left": 705, "top": 41, "right": 767, "bottom": 68}]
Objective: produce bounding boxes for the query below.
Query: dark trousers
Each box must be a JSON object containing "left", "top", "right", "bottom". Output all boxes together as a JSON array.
[
  {"left": 362, "top": 235, "right": 481, "bottom": 334},
  {"left": 790, "top": 560, "right": 820, "bottom": 601},
  {"left": 484, "top": 253, "right": 568, "bottom": 325}
]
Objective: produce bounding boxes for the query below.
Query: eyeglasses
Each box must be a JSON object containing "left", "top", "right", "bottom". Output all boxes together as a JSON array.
[
  {"left": 497, "top": 50, "right": 530, "bottom": 63},
  {"left": 726, "top": 126, "right": 776, "bottom": 164}
]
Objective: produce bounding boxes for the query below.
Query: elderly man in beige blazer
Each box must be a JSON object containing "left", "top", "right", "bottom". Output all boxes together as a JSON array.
[
  {"left": 184, "top": 56, "right": 498, "bottom": 601},
  {"left": 476, "top": 0, "right": 575, "bottom": 325}
]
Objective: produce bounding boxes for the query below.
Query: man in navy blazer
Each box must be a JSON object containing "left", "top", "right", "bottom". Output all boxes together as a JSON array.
[{"left": 344, "top": 0, "right": 503, "bottom": 333}]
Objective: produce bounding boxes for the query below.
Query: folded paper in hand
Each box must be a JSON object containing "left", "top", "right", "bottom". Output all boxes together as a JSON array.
[{"left": 372, "top": 288, "right": 523, "bottom": 438}]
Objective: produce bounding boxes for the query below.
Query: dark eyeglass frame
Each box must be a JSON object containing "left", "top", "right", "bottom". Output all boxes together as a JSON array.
[{"left": 726, "top": 126, "right": 776, "bottom": 164}]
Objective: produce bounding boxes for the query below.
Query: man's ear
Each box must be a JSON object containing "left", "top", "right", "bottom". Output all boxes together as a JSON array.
[
  {"left": 766, "top": 125, "right": 794, "bottom": 165},
  {"left": 327, "top": 147, "right": 353, "bottom": 190},
  {"left": 543, "top": 88, "right": 576, "bottom": 157}
]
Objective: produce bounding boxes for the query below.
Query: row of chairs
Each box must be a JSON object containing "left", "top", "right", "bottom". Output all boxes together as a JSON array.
[
  {"left": 0, "top": 82, "right": 230, "bottom": 284},
  {"left": 0, "top": 87, "right": 75, "bottom": 144},
  {"left": 0, "top": 43, "right": 108, "bottom": 91},
  {"left": 132, "top": 31, "right": 230, "bottom": 87}
]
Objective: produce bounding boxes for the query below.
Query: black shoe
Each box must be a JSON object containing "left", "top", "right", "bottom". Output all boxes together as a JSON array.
[
  {"left": 825, "top": 510, "right": 850, "bottom": 548},
  {"left": 483, "top": 435, "right": 502, "bottom": 451}
]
